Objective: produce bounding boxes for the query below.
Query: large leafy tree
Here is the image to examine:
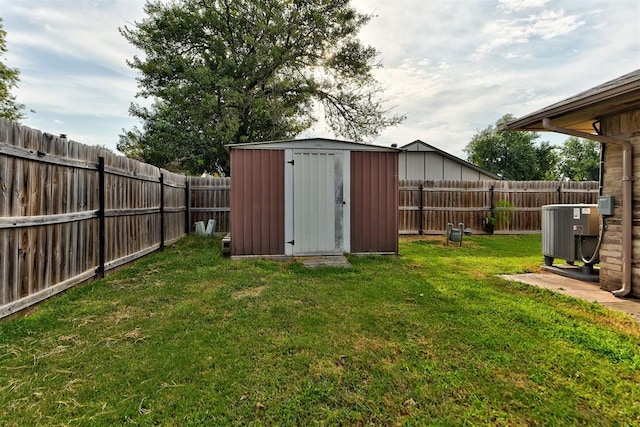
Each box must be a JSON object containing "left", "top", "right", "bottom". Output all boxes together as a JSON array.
[
  {"left": 464, "top": 114, "right": 558, "bottom": 180},
  {"left": 557, "top": 136, "right": 600, "bottom": 181},
  {"left": 119, "top": 0, "right": 404, "bottom": 174},
  {"left": 0, "top": 17, "right": 25, "bottom": 121},
  {"left": 535, "top": 140, "right": 561, "bottom": 181}
]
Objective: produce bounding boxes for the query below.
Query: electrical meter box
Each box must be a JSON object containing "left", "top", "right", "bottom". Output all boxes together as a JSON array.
[{"left": 597, "top": 195, "right": 614, "bottom": 216}]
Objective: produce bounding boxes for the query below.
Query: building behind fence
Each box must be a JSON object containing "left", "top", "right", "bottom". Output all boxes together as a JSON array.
[{"left": 1, "top": 119, "right": 599, "bottom": 318}]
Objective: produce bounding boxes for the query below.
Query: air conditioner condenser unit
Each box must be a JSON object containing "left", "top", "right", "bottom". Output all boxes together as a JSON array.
[{"left": 541, "top": 204, "right": 599, "bottom": 267}]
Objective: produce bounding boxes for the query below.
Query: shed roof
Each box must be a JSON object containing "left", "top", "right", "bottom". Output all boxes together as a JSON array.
[
  {"left": 399, "top": 140, "right": 501, "bottom": 180},
  {"left": 227, "top": 137, "right": 400, "bottom": 152},
  {"left": 501, "top": 69, "right": 640, "bottom": 133}
]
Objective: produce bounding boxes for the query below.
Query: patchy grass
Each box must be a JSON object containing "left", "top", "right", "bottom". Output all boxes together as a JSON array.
[{"left": 1, "top": 234, "right": 639, "bottom": 425}]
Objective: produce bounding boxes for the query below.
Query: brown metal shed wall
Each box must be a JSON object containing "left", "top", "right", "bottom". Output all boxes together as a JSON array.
[
  {"left": 350, "top": 151, "right": 399, "bottom": 253},
  {"left": 230, "top": 149, "right": 285, "bottom": 255}
]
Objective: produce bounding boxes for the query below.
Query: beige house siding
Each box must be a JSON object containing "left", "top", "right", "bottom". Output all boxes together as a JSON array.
[
  {"left": 398, "top": 141, "right": 499, "bottom": 181},
  {"left": 398, "top": 151, "right": 499, "bottom": 180},
  {"left": 599, "top": 109, "right": 640, "bottom": 296}
]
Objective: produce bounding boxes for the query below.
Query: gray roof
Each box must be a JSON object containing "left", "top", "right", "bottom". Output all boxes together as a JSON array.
[
  {"left": 399, "top": 140, "right": 502, "bottom": 180},
  {"left": 501, "top": 69, "right": 640, "bottom": 133},
  {"left": 227, "top": 137, "right": 400, "bottom": 152}
]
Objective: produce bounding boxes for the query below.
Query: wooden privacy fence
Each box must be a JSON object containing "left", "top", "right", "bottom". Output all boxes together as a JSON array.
[
  {"left": 399, "top": 179, "right": 599, "bottom": 234},
  {"left": 0, "top": 119, "right": 229, "bottom": 319},
  {"left": 0, "top": 118, "right": 600, "bottom": 318}
]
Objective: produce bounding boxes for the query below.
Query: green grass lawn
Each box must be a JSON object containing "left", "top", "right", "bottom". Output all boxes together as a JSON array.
[{"left": 1, "top": 234, "right": 639, "bottom": 425}]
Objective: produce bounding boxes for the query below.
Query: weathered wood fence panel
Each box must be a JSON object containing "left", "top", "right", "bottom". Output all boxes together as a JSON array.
[
  {"left": 0, "top": 123, "right": 102, "bottom": 318},
  {"left": 164, "top": 171, "right": 189, "bottom": 245},
  {"left": 399, "top": 179, "right": 599, "bottom": 234},
  {"left": 189, "top": 176, "right": 231, "bottom": 234},
  {"left": 0, "top": 119, "right": 198, "bottom": 318}
]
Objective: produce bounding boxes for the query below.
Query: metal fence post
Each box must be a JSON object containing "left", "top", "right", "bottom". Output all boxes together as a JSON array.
[
  {"left": 489, "top": 184, "right": 495, "bottom": 219},
  {"left": 418, "top": 183, "right": 424, "bottom": 235},
  {"left": 160, "top": 173, "right": 165, "bottom": 251},
  {"left": 97, "top": 157, "right": 105, "bottom": 278},
  {"left": 185, "top": 176, "right": 191, "bottom": 234}
]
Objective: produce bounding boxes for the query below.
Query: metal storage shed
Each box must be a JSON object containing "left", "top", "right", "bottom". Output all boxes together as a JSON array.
[{"left": 229, "top": 138, "right": 399, "bottom": 257}]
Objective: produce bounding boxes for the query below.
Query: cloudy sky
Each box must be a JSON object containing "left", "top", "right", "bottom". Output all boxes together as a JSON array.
[{"left": 1, "top": 0, "right": 638, "bottom": 159}]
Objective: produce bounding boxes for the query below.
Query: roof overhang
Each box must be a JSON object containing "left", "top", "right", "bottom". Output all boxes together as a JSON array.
[{"left": 501, "top": 69, "right": 640, "bottom": 133}]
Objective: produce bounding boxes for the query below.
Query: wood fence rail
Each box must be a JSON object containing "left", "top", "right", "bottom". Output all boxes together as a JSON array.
[
  {"left": 398, "top": 179, "right": 599, "bottom": 235},
  {"left": 0, "top": 119, "right": 228, "bottom": 319}
]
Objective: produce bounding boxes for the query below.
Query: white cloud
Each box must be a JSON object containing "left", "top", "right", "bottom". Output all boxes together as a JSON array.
[
  {"left": 531, "top": 10, "right": 584, "bottom": 39},
  {"left": 472, "top": 9, "right": 584, "bottom": 60},
  {"left": 498, "top": 0, "right": 550, "bottom": 12},
  {"left": 18, "top": 73, "right": 138, "bottom": 117},
  {"left": 0, "top": 0, "right": 638, "bottom": 158},
  {"left": 3, "top": 0, "right": 145, "bottom": 73},
  {"left": 504, "top": 52, "right": 532, "bottom": 59}
]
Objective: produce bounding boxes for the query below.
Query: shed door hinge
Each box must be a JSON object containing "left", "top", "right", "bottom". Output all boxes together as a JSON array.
[
  {"left": 287, "top": 159, "right": 294, "bottom": 165},
  {"left": 287, "top": 240, "right": 295, "bottom": 245}
]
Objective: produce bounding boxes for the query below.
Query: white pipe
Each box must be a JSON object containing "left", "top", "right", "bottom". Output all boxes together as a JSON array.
[{"left": 542, "top": 118, "right": 632, "bottom": 297}]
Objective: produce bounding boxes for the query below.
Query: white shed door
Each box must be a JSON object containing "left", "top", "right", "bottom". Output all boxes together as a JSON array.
[{"left": 292, "top": 151, "right": 344, "bottom": 255}]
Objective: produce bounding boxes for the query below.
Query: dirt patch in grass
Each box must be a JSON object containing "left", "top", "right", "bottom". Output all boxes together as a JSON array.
[
  {"left": 232, "top": 285, "right": 267, "bottom": 300},
  {"left": 106, "top": 307, "right": 141, "bottom": 325},
  {"left": 353, "top": 335, "right": 400, "bottom": 357},
  {"left": 309, "top": 357, "right": 347, "bottom": 378},
  {"left": 400, "top": 235, "right": 444, "bottom": 242},
  {"left": 401, "top": 235, "right": 483, "bottom": 249}
]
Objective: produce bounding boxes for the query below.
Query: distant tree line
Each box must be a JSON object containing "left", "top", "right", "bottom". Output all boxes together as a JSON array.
[{"left": 464, "top": 114, "right": 600, "bottom": 181}]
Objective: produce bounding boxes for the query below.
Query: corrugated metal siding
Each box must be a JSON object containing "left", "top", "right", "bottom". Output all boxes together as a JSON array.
[
  {"left": 230, "top": 149, "right": 284, "bottom": 255},
  {"left": 350, "top": 151, "right": 399, "bottom": 253}
]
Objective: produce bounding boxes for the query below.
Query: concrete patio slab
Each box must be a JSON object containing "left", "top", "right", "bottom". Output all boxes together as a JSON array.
[{"left": 298, "top": 255, "right": 352, "bottom": 268}]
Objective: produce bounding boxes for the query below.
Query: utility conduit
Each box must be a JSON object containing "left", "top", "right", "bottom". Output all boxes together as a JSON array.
[{"left": 542, "top": 118, "right": 632, "bottom": 297}]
